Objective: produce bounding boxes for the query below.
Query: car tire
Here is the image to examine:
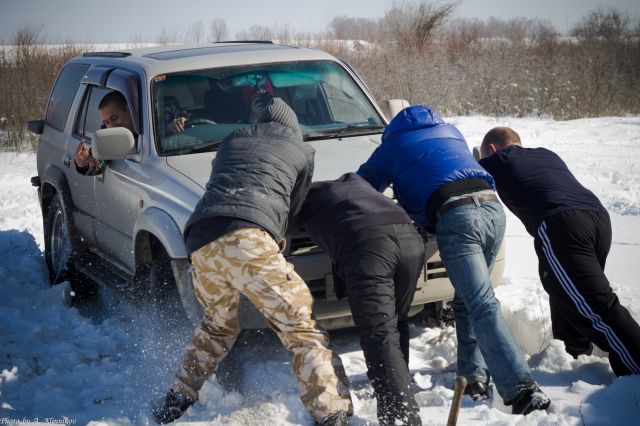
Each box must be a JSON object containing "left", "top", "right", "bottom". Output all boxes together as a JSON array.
[
  {"left": 142, "top": 245, "right": 189, "bottom": 326},
  {"left": 415, "top": 300, "right": 454, "bottom": 328},
  {"left": 44, "top": 193, "right": 98, "bottom": 300}
]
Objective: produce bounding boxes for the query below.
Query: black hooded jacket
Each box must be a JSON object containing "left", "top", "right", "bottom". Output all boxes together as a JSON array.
[
  {"left": 185, "top": 122, "right": 314, "bottom": 252},
  {"left": 299, "top": 173, "right": 412, "bottom": 260}
]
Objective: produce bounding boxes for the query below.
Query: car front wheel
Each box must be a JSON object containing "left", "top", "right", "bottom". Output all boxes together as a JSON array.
[
  {"left": 140, "top": 245, "right": 190, "bottom": 327},
  {"left": 44, "top": 193, "right": 98, "bottom": 299},
  {"left": 44, "top": 194, "right": 73, "bottom": 283}
]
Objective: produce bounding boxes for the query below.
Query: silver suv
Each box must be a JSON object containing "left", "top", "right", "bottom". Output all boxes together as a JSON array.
[{"left": 30, "top": 42, "right": 504, "bottom": 329}]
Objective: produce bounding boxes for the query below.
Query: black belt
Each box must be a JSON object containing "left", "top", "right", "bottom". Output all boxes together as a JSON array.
[{"left": 438, "top": 194, "right": 499, "bottom": 216}]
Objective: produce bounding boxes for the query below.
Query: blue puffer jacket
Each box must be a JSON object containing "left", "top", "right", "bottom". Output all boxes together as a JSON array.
[{"left": 356, "top": 105, "right": 494, "bottom": 229}]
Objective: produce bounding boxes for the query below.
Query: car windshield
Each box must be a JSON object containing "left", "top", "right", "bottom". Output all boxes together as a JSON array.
[{"left": 151, "top": 60, "right": 385, "bottom": 156}]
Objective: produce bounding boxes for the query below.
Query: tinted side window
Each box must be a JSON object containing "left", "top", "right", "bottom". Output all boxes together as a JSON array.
[
  {"left": 74, "top": 86, "right": 112, "bottom": 139},
  {"left": 45, "top": 63, "right": 90, "bottom": 131}
]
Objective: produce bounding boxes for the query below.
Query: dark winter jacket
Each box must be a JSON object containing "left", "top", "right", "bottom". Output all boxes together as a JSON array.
[
  {"left": 185, "top": 122, "right": 315, "bottom": 245},
  {"left": 356, "top": 105, "right": 494, "bottom": 230},
  {"left": 479, "top": 145, "right": 606, "bottom": 236},
  {"left": 299, "top": 172, "right": 412, "bottom": 260}
]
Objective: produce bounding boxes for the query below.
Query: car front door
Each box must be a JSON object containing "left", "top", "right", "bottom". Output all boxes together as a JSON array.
[
  {"left": 66, "top": 84, "right": 114, "bottom": 247},
  {"left": 88, "top": 72, "right": 146, "bottom": 273},
  {"left": 70, "top": 81, "right": 144, "bottom": 272}
]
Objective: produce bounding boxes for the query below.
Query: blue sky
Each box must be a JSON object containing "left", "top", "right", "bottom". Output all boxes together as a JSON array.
[{"left": 1, "top": 0, "right": 639, "bottom": 43}]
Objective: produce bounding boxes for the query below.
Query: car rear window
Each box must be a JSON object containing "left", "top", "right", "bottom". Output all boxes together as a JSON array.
[{"left": 45, "top": 63, "right": 90, "bottom": 131}]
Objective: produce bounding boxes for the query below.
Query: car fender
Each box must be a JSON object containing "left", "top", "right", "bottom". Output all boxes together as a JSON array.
[
  {"left": 40, "top": 165, "right": 74, "bottom": 212},
  {"left": 133, "top": 207, "right": 188, "bottom": 261},
  {"left": 133, "top": 208, "right": 201, "bottom": 325}
]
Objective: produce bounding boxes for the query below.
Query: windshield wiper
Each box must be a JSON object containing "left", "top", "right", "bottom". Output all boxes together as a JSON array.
[
  {"left": 169, "top": 140, "right": 223, "bottom": 155},
  {"left": 304, "top": 124, "right": 385, "bottom": 141}
]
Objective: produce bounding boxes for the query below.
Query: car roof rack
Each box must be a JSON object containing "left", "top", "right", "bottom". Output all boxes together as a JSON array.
[
  {"left": 214, "top": 40, "right": 273, "bottom": 44},
  {"left": 82, "top": 52, "right": 132, "bottom": 58}
]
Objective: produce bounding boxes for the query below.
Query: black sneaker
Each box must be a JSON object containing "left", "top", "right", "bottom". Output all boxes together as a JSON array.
[
  {"left": 508, "top": 384, "right": 550, "bottom": 415},
  {"left": 152, "top": 389, "right": 195, "bottom": 424},
  {"left": 317, "top": 411, "right": 348, "bottom": 426},
  {"left": 464, "top": 380, "right": 491, "bottom": 401}
]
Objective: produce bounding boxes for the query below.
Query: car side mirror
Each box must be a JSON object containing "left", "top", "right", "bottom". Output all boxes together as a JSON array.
[
  {"left": 380, "top": 99, "right": 410, "bottom": 122},
  {"left": 472, "top": 146, "right": 482, "bottom": 161},
  {"left": 93, "top": 127, "right": 136, "bottom": 160},
  {"left": 28, "top": 119, "right": 45, "bottom": 134}
]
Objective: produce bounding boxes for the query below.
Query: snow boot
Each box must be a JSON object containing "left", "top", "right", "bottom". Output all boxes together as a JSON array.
[
  {"left": 152, "top": 389, "right": 195, "bottom": 424},
  {"left": 508, "top": 384, "right": 550, "bottom": 415},
  {"left": 464, "top": 380, "right": 491, "bottom": 401}
]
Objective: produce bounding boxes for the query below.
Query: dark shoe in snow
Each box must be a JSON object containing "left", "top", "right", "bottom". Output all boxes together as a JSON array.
[
  {"left": 317, "top": 411, "right": 348, "bottom": 426},
  {"left": 507, "top": 384, "right": 550, "bottom": 415},
  {"left": 152, "top": 389, "right": 195, "bottom": 424},
  {"left": 464, "top": 380, "right": 491, "bottom": 401}
]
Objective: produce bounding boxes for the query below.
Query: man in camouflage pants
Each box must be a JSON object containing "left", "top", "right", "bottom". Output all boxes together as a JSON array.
[{"left": 153, "top": 98, "right": 353, "bottom": 425}]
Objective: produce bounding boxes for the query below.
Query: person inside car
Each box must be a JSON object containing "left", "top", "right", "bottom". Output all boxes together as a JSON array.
[{"left": 74, "top": 90, "right": 136, "bottom": 176}]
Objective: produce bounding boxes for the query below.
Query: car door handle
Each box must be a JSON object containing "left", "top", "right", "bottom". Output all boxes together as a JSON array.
[{"left": 63, "top": 156, "right": 71, "bottom": 167}]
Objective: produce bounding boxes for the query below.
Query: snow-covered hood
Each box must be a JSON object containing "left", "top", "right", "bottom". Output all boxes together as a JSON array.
[{"left": 165, "top": 134, "right": 382, "bottom": 189}]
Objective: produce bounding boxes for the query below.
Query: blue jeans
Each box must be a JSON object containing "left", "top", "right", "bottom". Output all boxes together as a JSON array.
[{"left": 436, "top": 199, "right": 533, "bottom": 402}]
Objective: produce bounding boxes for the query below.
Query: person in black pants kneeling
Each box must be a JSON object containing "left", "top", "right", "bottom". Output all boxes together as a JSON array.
[{"left": 299, "top": 172, "right": 425, "bottom": 426}]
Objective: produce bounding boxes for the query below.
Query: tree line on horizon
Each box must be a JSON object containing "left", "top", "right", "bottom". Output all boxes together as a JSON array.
[{"left": 1, "top": 1, "right": 639, "bottom": 150}]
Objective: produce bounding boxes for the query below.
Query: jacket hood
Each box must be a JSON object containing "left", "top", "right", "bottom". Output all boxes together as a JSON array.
[{"left": 382, "top": 105, "right": 445, "bottom": 142}]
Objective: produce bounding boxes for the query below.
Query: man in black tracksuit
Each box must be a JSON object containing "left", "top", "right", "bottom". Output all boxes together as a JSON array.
[
  {"left": 479, "top": 127, "right": 640, "bottom": 376},
  {"left": 299, "top": 172, "right": 425, "bottom": 426}
]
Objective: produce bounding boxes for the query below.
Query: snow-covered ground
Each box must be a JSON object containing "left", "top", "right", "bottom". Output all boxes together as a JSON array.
[{"left": 1, "top": 115, "right": 639, "bottom": 425}]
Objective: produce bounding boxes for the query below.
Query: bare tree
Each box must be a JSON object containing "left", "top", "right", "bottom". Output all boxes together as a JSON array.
[
  {"left": 634, "top": 18, "right": 640, "bottom": 37},
  {"left": 155, "top": 27, "right": 180, "bottom": 45},
  {"left": 186, "top": 21, "right": 206, "bottom": 43},
  {"left": 236, "top": 25, "right": 273, "bottom": 41},
  {"left": 329, "top": 15, "right": 383, "bottom": 42},
  {"left": 503, "top": 17, "right": 529, "bottom": 45},
  {"left": 1, "top": 25, "right": 83, "bottom": 150},
  {"left": 445, "top": 18, "right": 485, "bottom": 57},
  {"left": 384, "top": 0, "right": 459, "bottom": 50},
  {"left": 530, "top": 19, "right": 558, "bottom": 56},
  {"left": 210, "top": 19, "right": 228, "bottom": 42},
  {"left": 571, "top": 8, "right": 630, "bottom": 41},
  {"left": 273, "top": 22, "right": 293, "bottom": 44}
]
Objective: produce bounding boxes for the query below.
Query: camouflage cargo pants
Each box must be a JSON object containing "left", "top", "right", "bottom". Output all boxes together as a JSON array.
[{"left": 172, "top": 227, "right": 353, "bottom": 421}]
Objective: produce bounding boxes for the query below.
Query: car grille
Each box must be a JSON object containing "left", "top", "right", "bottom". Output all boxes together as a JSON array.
[
  {"left": 287, "top": 235, "right": 321, "bottom": 256},
  {"left": 308, "top": 278, "right": 327, "bottom": 297},
  {"left": 426, "top": 260, "right": 447, "bottom": 279},
  {"left": 285, "top": 233, "right": 449, "bottom": 301}
]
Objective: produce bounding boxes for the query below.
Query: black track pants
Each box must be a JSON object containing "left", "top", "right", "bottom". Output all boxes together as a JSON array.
[
  {"left": 535, "top": 210, "right": 640, "bottom": 376},
  {"left": 338, "top": 223, "right": 425, "bottom": 425}
]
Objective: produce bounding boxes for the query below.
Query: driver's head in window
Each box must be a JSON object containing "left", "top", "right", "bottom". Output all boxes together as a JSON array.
[
  {"left": 75, "top": 91, "right": 136, "bottom": 176},
  {"left": 99, "top": 91, "right": 135, "bottom": 134}
]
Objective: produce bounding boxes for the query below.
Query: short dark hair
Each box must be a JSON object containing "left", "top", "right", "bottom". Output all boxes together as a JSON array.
[
  {"left": 482, "top": 127, "right": 522, "bottom": 149},
  {"left": 99, "top": 91, "right": 128, "bottom": 111}
]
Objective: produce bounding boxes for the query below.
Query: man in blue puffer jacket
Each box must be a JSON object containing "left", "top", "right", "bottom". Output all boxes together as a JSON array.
[{"left": 357, "top": 105, "right": 550, "bottom": 415}]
